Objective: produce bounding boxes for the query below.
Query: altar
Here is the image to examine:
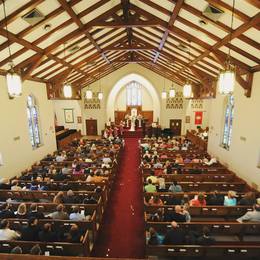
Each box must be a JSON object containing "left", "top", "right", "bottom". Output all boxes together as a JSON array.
[{"left": 114, "top": 106, "right": 153, "bottom": 127}]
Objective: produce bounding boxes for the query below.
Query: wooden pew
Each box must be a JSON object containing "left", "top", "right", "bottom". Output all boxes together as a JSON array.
[
  {"left": 145, "top": 221, "right": 260, "bottom": 239},
  {"left": 0, "top": 191, "right": 104, "bottom": 222},
  {"left": 6, "top": 217, "right": 98, "bottom": 246},
  {"left": 142, "top": 173, "right": 236, "bottom": 182},
  {"left": 144, "top": 205, "right": 254, "bottom": 221},
  {"left": 143, "top": 181, "right": 247, "bottom": 192},
  {"left": 0, "top": 233, "right": 90, "bottom": 256},
  {"left": 146, "top": 244, "right": 260, "bottom": 258}
]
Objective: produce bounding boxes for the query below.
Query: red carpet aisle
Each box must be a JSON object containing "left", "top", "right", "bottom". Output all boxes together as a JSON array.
[{"left": 91, "top": 138, "right": 145, "bottom": 258}]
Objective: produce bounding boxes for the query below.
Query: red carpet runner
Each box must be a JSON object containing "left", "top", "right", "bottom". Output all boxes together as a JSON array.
[{"left": 92, "top": 138, "right": 145, "bottom": 258}]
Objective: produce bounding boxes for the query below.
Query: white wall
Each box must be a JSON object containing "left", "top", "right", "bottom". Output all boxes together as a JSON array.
[
  {"left": 0, "top": 76, "right": 57, "bottom": 179},
  {"left": 53, "top": 100, "right": 83, "bottom": 132},
  {"left": 82, "top": 64, "right": 211, "bottom": 135},
  {"left": 208, "top": 72, "right": 260, "bottom": 189},
  {"left": 185, "top": 99, "right": 211, "bottom": 131}
]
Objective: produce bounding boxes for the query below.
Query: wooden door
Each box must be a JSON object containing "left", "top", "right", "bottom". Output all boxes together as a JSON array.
[
  {"left": 170, "top": 119, "right": 182, "bottom": 136},
  {"left": 86, "top": 119, "right": 97, "bottom": 135}
]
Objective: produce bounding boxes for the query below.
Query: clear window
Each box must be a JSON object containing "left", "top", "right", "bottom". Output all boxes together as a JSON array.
[
  {"left": 27, "top": 95, "right": 41, "bottom": 148},
  {"left": 126, "top": 81, "right": 142, "bottom": 106},
  {"left": 222, "top": 95, "right": 234, "bottom": 149}
]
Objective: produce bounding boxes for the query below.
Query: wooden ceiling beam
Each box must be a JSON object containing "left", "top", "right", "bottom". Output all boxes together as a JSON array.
[
  {"left": 187, "top": 12, "right": 260, "bottom": 68},
  {"left": 170, "top": 0, "right": 260, "bottom": 50},
  {"left": 57, "top": 0, "right": 110, "bottom": 65},
  {"left": 163, "top": 0, "right": 260, "bottom": 50},
  {"left": 79, "top": 63, "right": 127, "bottom": 87},
  {"left": 132, "top": 4, "right": 252, "bottom": 73},
  {"left": 105, "top": 46, "right": 155, "bottom": 51},
  {"left": 205, "top": 0, "right": 260, "bottom": 31},
  {"left": 13, "top": 4, "right": 122, "bottom": 73},
  {"left": 48, "top": 35, "right": 128, "bottom": 85},
  {"left": 21, "top": 54, "right": 47, "bottom": 81},
  {"left": 133, "top": 31, "right": 218, "bottom": 79},
  {"left": 238, "top": 0, "right": 260, "bottom": 10},
  {"left": 0, "top": 0, "right": 82, "bottom": 53},
  {"left": 44, "top": 35, "right": 127, "bottom": 83},
  {"left": 140, "top": 63, "right": 184, "bottom": 86},
  {"left": 33, "top": 28, "right": 118, "bottom": 78},
  {"left": 0, "top": 0, "right": 45, "bottom": 28},
  {"left": 136, "top": 27, "right": 221, "bottom": 73},
  {"left": 176, "top": 16, "right": 260, "bottom": 64},
  {"left": 153, "top": 0, "right": 184, "bottom": 63},
  {"left": 251, "top": 64, "right": 260, "bottom": 73}
]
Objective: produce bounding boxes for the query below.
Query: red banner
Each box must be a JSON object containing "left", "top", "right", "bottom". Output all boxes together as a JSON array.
[{"left": 195, "top": 111, "right": 203, "bottom": 125}]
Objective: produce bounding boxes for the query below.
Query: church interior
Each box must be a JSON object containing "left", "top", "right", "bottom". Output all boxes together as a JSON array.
[{"left": 0, "top": 0, "right": 260, "bottom": 259}]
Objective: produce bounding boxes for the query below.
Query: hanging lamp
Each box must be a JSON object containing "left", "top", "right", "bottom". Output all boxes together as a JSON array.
[
  {"left": 85, "top": 86, "right": 93, "bottom": 99},
  {"left": 218, "top": 0, "right": 236, "bottom": 95},
  {"left": 97, "top": 69, "right": 103, "bottom": 100},
  {"left": 3, "top": 0, "right": 22, "bottom": 98},
  {"left": 183, "top": 41, "right": 193, "bottom": 98},
  {"left": 161, "top": 74, "right": 167, "bottom": 99},
  {"left": 169, "top": 81, "right": 175, "bottom": 98},
  {"left": 62, "top": 43, "right": 72, "bottom": 98}
]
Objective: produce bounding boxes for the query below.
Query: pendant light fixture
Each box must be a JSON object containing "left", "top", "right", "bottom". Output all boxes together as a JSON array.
[
  {"left": 62, "top": 43, "right": 72, "bottom": 98},
  {"left": 218, "top": 0, "right": 236, "bottom": 95},
  {"left": 169, "top": 81, "right": 175, "bottom": 98},
  {"left": 85, "top": 86, "right": 93, "bottom": 99},
  {"left": 183, "top": 82, "right": 192, "bottom": 98},
  {"left": 161, "top": 74, "right": 167, "bottom": 99},
  {"left": 97, "top": 69, "right": 103, "bottom": 100},
  {"left": 3, "top": 0, "right": 22, "bottom": 98},
  {"left": 183, "top": 41, "right": 193, "bottom": 98},
  {"left": 63, "top": 82, "right": 72, "bottom": 98}
]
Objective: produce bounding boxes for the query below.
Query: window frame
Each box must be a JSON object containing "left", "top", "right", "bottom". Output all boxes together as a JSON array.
[
  {"left": 27, "top": 95, "right": 42, "bottom": 149},
  {"left": 221, "top": 95, "right": 234, "bottom": 150},
  {"left": 126, "top": 81, "right": 142, "bottom": 106}
]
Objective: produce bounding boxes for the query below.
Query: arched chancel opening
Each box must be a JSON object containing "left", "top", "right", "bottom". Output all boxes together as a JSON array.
[{"left": 106, "top": 73, "right": 160, "bottom": 122}]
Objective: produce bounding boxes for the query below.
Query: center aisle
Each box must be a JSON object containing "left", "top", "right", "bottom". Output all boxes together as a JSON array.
[{"left": 91, "top": 137, "right": 145, "bottom": 258}]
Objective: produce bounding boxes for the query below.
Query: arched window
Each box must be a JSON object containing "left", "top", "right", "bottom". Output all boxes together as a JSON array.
[
  {"left": 126, "top": 81, "right": 142, "bottom": 106},
  {"left": 27, "top": 95, "right": 41, "bottom": 148},
  {"left": 222, "top": 95, "right": 234, "bottom": 149}
]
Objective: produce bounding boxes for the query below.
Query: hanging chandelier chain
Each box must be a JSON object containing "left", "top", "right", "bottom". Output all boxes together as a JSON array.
[
  {"left": 3, "top": 0, "right": 12, "bottom": 65},
  {"left": 227, "top": 0, "right": 235, "bottom": 65}
]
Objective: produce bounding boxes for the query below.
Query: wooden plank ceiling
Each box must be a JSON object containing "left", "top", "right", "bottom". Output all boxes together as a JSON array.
[{"left": 0, "top": 0, "right": 259, "bottom": 98}]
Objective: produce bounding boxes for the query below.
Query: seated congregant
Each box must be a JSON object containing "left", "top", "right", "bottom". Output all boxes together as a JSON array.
[
  {"left": 144, "top": 179, "right": 157, "bottom": 193},
  {"left": 163, "top": 221, "right": 185, "bottom": 245},
  {"left": 224, "top": 190, "right": 237, "bottom": 206},
  {"left": 0, "top": 219, "right": 20, "bottom": 240},
  {"left": 21, "top": 217, "right": 40, "bottom": 241},
  {"left": 238, "top": 191, "right": 256, "bottom": 206},
  {"left": 190, "top": 193, "right": 206, "bottom": 207},
  {"left": 237, "top": 198, "right": 260, "bottom": 222}
]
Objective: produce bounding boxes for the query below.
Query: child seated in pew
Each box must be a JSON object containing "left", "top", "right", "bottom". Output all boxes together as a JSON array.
[
  {"left": 147, "top": 227, "right": 164, "bottom": 245},
  {"left": 224, "top": 190, "right": 237, "bottom": 206}
]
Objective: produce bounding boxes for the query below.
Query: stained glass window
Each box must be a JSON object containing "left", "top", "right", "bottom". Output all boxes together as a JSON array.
[
  {"left": 27, "top": 95, "right": 41, "bottom": 148},
  {"left": 222, "top": 95, "right": 234, "bottom": 149},
  {"left": 126, "top": 81, "right": 142, "bottom": 106}
]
